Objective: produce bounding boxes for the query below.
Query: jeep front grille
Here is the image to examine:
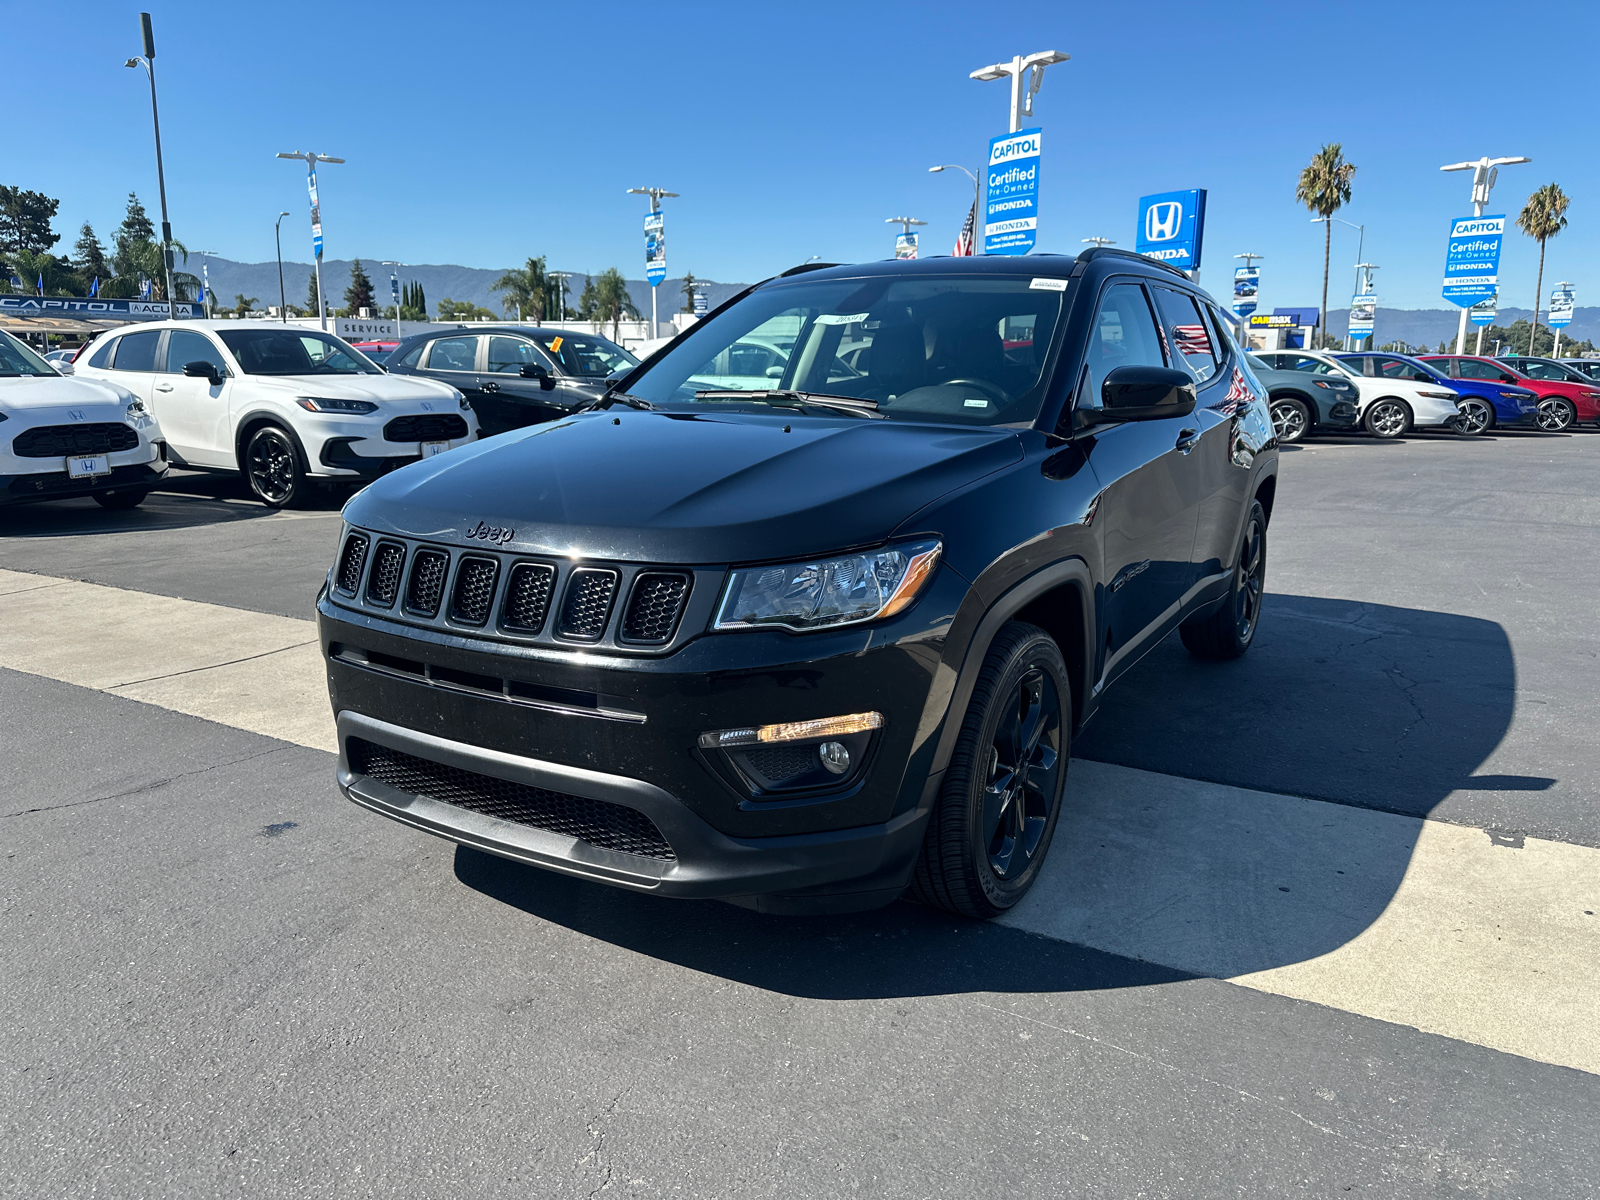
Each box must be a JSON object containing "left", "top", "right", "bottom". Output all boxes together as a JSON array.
[
  {"left": 335, "top": 533, "right": 369, "bottom": 594},
  {"left": 450, "top": 557, "right": 500, "bottom": 625},
  {"left": 620, "top": 573, "right": 691, "bottom": 644},
  {"left": 347, "top": 738, "right": 675, "bottom": 860},
  {"left": 405, "top": 548, "right": 449, "bottom": 616},
  {"left": 366, "top": 541, "right": 406, "bottom": 607},
  {"left": 502, "top": 562, "right": 556, "bottom": 633},
  {"left": 558, "top": 568, "right": 618, "bottom": 641}
]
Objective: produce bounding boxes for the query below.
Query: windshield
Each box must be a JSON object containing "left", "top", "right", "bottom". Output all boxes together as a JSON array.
[
  {"left": 624, "top": 274, "right": 1069, "bottom": 426},
  {"left": 534, "top": 332, "right": 638, "bottom": 378},
  {"left": 217, "top": 329, "right": 381, "bottom": 376},
  {"left": 0, "top": 330, "right": 56, "bottom": 377}
]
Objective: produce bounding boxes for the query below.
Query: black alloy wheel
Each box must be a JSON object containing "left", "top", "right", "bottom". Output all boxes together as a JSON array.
[
  {"left": 1536, "top": 398, "right": 1575, "bottom": 432},
  {"left": 1269, "top": 397, "right": 1311, "bottom": 444},
  {"left": 911, "top": 621, "right": 1069, "bottom": 919},
  {"left": 1364, "top": 398, "right": 1412, "bottom": 439},
  {"left": 1180, "top": 498, "right": 1267, "bottom": 661},
  {"left": 91, "top": 487, "right": 149, "bottom": 510},
  {"left": 244, "top": 425, "right": 305, "bottom": 508},
  {"left": 1453, "top": 398, "right": 1494, "bottom": 435}
]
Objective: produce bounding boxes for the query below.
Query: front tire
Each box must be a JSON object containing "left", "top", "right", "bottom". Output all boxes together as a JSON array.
[
  {"left": 1269, "top": 396, "right": 1311, "bottom": 444},
  {"left": 1364, "top": 398, "right": 1412, "bottom": 439},
  {"left": 1453, "top": 397, "right": 1494, "bottom": 435},
  {"left": 91, "top": 487, "right": 148, "bottom": 510},
  {"left": 910, "top": 622, "right": 1070, "bottom": 920},
  {"left": 244, "top": 424, "right": 306, "bottom": 508},
  {"left": 1536, "top": 398, "right": 1575, "bottom": 432},
  {"left": 1180, "top": 499, "right": 1267, "bottom": 661}
]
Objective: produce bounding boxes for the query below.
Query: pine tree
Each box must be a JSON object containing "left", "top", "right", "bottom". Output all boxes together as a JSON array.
[
  {"left": 344, "top": 258, "right": 376, "bottom": 315},
  {"left": 73, "top": 222, "right": 109, "bottom": 284},
  {"left": 0, "top": 186, "right": 61, "bottom": 256},
  {"left": 306, "top": 269, "right": 323, "bottom": 318}
]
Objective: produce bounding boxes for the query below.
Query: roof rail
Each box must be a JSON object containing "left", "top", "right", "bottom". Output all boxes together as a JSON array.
[
  {"left": 1074, "top": 245, "right": 1190, "bottom": 279},
  {"left": 778, "top": 261, "right": 841, "bottom": 277}
]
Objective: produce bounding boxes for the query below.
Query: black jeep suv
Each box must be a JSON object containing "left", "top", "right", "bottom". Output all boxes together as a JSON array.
[{"left": 318, "top": 249, "right": 1277, "bottom": 918}]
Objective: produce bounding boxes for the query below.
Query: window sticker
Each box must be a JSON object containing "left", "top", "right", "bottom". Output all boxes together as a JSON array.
[
  {"left": 1029, "top": 277, "right": 1068, "bottom": 291},
  {"left": 549, "top": 336, "right": 563, "bottom": 353},
  {"left": 963, "top": 398, "right": 989, "bottom": 408},
  {"left": 814, "top": 312, "right": 869, "bottom": 326}
]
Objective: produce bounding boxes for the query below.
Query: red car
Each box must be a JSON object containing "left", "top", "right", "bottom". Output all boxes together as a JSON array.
[{"left": 1420, "top": 354, "right": 1600, "bottom": 432}]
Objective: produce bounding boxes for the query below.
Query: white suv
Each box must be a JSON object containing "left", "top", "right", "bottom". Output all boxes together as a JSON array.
[
  {"left": 1255, "top": 349, "right": 1462, "bottom": 439},
  {"left": 74, "top": 320, "right": 478, "bottom": 506},
  {"left": 1, "top": 330, "right": 168, "bottom": 511}
]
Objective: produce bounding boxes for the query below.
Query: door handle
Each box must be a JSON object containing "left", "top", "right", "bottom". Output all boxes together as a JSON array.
[
  {"left": 1175, "top": 428, "right": 1200, "bottom": 454},
  {"left": 155, "top": 384, "right": 174, "bottom": 392},
  {"left": 481, "top": 381, "right": 500, "bottom": 393}
]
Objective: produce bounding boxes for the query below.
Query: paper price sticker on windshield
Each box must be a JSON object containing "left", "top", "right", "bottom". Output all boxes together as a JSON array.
[
  {"left": 815, "top": 312, "right": 869, "bottom": 325},
  {"left": 1029, "top": 277, "right": 1068, "bottom": 291}
]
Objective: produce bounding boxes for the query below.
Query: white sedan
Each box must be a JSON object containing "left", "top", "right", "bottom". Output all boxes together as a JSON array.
[
  {"left": 1255, "top": 350, "right": 1463, "bottom": 439},
  {"left": 1, "top": 329, "right": 168, "bottom": 511},
  {"left": 73, "top": 321, "right": 478, "bottom": 507}
]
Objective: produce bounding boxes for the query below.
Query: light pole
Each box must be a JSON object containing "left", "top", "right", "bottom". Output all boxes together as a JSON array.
[
  {"left": 1082, "top": 236, "right": 1115, "bottom": 248},
  {"left": 549, "top": 272, "right": 573, "bottom": 325},
  {"left": 124, "top": 13, "right": 176, "bottom": 320},
  {"left": 929, "top": 165, "right": 981, "bottom": 254},
  {"left": 969, "top": 50, "right": 1070, "bottom": 133},
  {"left": 273, "top": 211, "right": 290, "bottom": 322},
  {"left": 382, "top": 261, "right": 404, "bottom": 341},
  {"left": 886, "top": 216, "right": 926, "bottom": 258},
  {"left": 1311, "top": 216, "right": 1365, "bottom": 297},
  {"left": 627, "top": 187, "right": 678, "bottom": 338},
  {"left": 277, "top": 150, "right": 346, "bottom": 331},
  {"left": 1440, "top": 154, "right": 1530, "bottom": 353}
]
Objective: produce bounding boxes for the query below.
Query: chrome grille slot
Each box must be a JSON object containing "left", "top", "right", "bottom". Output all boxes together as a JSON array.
[
  {"left": 450, "top": 557, "right": 500, "bottom": 625},
  {"left": 557, "top": 568, "right": 619, "bottom": 642}
]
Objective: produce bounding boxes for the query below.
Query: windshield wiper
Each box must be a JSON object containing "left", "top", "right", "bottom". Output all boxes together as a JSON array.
[
  {"left": 693, "top": 390, "right": 883, "bottom": 418},
  {"left": 576, "top": 391, "right": 657, "bottom": 413}
]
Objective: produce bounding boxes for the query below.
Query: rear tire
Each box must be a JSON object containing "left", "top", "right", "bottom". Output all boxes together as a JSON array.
[
  {"left": 91, "top": 487, "right": 148, "bottom": 510},
  {"left": 1180, "top": 499, "right": 1267, "bottom": 661},
  {"left": 910, "top": 622, "right": 1070, "bottom": 920},
  {"left": 243, "top": 424, "right": 306, "bottom": 508},
  {"left": 1364, "top": 398, "right": 1412, "bottom": 439},
  {"left": 1269, "top": 397, "right": 1311, "bottom": 444}
]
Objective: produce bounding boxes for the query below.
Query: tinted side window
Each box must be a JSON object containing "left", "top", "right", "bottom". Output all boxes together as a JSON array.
[
  {"left": 1374, "top": 356, "right": 1431, "bottom": 381},
  {"left": 1152, "top": 287, "right": 1219, "bottom": 382},
  {"left": 1519, "top": 362, "right": 1564, "bottom": 380},
  {"left": 1455, "top": 359, "right": 1498, "bottom": 380},
  {"left": 486, "top": 335, "right": 546, "bottom": 374},
  {"left": 393, "top": 343, "right": 424, "bottom": 370},
  {"left": 112, "top": 330, "right": 161, "bottom": 372},
  {"left": 1084, "top": 282, "right": 1167, "bottom": 404},
  {"left": 86, "top": 336, "right": 116, "bottom": 369},
  {"left": 427, "top": 336, "right": 479, "bottom": 372},
  {"left": 164, "top": 330, "right": 226, "bottom": 374}
]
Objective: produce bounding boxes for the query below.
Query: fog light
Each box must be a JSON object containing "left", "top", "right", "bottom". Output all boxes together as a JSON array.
[{"left": 818, "top": 741, "right": 850, "bottom": 775}]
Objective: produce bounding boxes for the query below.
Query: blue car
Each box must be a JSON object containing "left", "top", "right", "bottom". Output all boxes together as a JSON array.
[{"left": 1336, "top": 352, "right": 1539, "bottom": 436}]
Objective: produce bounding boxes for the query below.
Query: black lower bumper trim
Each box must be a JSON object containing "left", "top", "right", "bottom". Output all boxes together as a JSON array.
[{"left": 1, "top": 461, "right": 167, "bottom": 506}]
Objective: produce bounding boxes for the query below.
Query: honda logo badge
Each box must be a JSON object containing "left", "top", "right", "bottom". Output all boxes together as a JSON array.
[{"left": 1145, "top": 201, "right": 1183, "bottom": 243}]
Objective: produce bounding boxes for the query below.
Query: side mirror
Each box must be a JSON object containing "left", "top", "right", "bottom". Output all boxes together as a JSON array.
[
  {"left": 520, "top": 362, "right": 557, "bottom": 391},
  {"left": 183, "top": 360, "right": 223, "bottom": 385},
  {"left": 1087, "top": 365, "right": 1196, "bottom": 423}
]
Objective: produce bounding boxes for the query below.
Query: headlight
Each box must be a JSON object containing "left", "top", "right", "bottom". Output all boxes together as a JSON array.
[
  {"left": 447, "top": 388, "right": 470, "bottom": 411},
  {"left": 1312, "top": 380, "right": 1349, "bottom": 390},
  {"left": 714, "top": 540, "right": 942, "bottom": 632},
  {"left": 1582, "top": 391, "right": 1600, "bottom": 400},
  {"left": 296, "top": 396, "right": 379, "bottom": 414},
  {"left": 1416, "top": 390, "right": 1457, "bottom": 399},
  {"left": 1499, "top": 390, "right": 1529, "bottom": 399},
  {"left": 125, "top": 399, "right": 153, "bottom": 427}
]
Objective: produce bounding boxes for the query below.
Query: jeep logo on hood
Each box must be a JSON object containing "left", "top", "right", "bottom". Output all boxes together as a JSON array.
[{"left": 464, "top": 520, "right": 514, "bottom": 545}]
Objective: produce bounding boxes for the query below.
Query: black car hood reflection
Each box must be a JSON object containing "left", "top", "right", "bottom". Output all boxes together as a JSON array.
[{"left": 344, "top": 409, "right": 1023, "bottom": 563}]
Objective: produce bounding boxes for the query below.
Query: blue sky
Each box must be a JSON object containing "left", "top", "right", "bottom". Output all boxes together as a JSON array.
[{"left": 9, "top": 0, "right": 1598, "bottom": 313}]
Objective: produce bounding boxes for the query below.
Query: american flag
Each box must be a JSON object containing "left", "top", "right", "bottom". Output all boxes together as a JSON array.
[{"left": 953, "top": 200, "right": 977, "bottom": 256}]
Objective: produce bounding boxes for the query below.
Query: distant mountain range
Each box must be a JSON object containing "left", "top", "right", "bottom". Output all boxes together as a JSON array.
[{"left": 189, "top": 255, "right": 748, "bottom": 321}]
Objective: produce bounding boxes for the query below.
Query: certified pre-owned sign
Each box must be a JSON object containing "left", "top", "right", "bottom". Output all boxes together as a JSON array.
[
  {"left": 1440, "top": 214, "right": 1504, "bottom": 307},
  {"left": 984, "top": 129, "right": 1041, "bottom": 256}
]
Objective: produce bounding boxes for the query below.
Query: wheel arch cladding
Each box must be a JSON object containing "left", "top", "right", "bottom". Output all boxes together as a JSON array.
[
  {"left": 1254, "top": 473, "right": 1277, "bottom": 526},
  {"left": 235, "top": 412, "right": 310, "bottom": 474},
  {"left": 1010, "top": 581, "right": 1089, "bottom": 735}
]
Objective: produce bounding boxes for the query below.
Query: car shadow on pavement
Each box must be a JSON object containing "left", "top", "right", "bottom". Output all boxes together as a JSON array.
[
  {"left": 454, "top": 593, "right": 1528, "bottom": 996},
  {"left": 0, "top": 470, "right": 348, "bottom": 538}
]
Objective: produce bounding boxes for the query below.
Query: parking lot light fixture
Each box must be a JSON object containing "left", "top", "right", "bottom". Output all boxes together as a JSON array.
[
  {"left": 548, "top": 272, "right": 573, "bottom": 323},
  {"left": 887, "top": 217, "right": 926, "bottom": 257},
  {"left": 1082, "top": 237, "right": 1115, "bottom": 248},
  {"left": 274, "top": 212, "right": 290, "bottom": 322},
  {"left": 627, "top": 187, "right": 679, "bottom": 339},
  {"left": 124, "top": 14, "right": 176, "bottom": 320},
  {"left": 929, "top": 165, "right": 982, "bottom": 254},
  {"left": 1440, "top": 154, "right": 1531, "bottom": 353},
  {"left": 382, "top": 261, "right": 404, "bottom": 340},
  {"left": 277, "top": 151, "right": 346, "bottom": 332},
  {"left": 969, "top": 50, "right": 1069, "bottom": 133}
]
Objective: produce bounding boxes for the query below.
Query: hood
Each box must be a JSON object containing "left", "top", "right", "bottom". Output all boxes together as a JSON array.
[
  {"left": 345, "top": 409, "right": 1023, "bottom": 564},
  {"left": 0, "top": 373, "right": 136, "bottom": 412},
  {"left": 249, "top": 373, "right": 458, "bottom": 405}
]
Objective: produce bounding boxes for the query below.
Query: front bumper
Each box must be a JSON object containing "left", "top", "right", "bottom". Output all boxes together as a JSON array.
[
  {"left": 315, "top": 434, "right": 476, "bottom": 480},
  {"left": 0, "top": 459, "right": 167, "bottom": 507}
]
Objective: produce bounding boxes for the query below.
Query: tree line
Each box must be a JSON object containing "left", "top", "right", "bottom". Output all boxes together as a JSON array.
[{"left": 1, "top": 187, "right": 202, "bottom": 302}]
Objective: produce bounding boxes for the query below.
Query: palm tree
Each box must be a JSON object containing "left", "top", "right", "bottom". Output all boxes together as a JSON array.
[
  {"left": 1515, "top": 183, "right": 1569, "bottom": 355},
  {"left": 589, "top": 267, "right": 639, "bottom": 340},
  {"left": 491, "top": 255, "right": 549, "bottom": 323},
  {"left": 680, "top": 271, "right": 699, "bottom": 313},
  {"left": 233, "top": 294, "right": 259, "bottom": 319},
  {"left": 1295, "top": 143, "right": 1356, "bottom": 349}
]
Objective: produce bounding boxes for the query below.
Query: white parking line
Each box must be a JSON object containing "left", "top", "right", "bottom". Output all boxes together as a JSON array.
[{"left": 3, "top": 567, "right": 1596, "bottom": 1073}]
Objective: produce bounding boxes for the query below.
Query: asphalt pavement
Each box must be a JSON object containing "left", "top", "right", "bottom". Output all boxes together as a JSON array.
[{"left": 4, "top": 429, "right": 1599, "bottom": 1197}]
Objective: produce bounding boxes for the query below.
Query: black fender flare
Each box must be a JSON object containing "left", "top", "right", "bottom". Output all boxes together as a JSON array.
[{"left": 234, "top": 410, "right": 312, "bottom": 477}]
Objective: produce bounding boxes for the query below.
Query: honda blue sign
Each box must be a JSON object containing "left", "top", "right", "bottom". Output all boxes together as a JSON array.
[
  {"left": 644, "top": 212, "right": 666, "bottom": 287},
  {"left": 983, "top": 128, "right": 1040, "bottom": 256},
  {"left": 1441, "top": 214, "right": 1504, "bottom": 307},
  {"left": 1232, "top": 267, "right": 1259, "bottom": 317},
  {"left": 1135, "top": 190, "right": 1206, "bottom": 270}
]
